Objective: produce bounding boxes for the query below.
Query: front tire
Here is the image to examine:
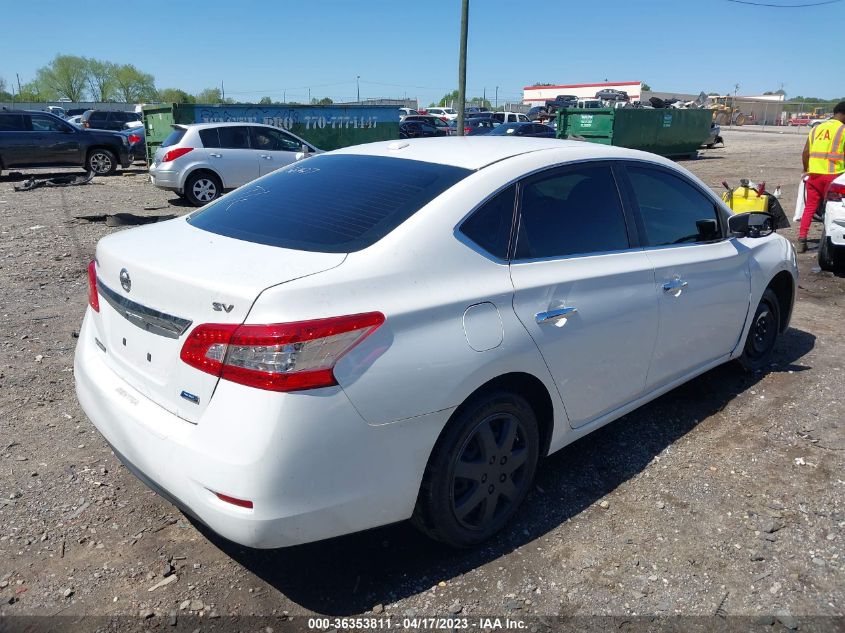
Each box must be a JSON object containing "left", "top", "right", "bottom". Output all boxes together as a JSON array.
[
  {"left": 185, "top": 172, "right": 222, "bottom": 207},
  {"left": 413, "top": 390, "right": 540, "bottom": 548},
  {"left": 738, "top": 288, "right": 781, "bottom": 372},
  {"left": 86, "top": 149, "right": 117, "bottom": 176}
]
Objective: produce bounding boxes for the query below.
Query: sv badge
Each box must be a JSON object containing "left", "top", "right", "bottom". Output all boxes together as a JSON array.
[{"left": 212, "top": 302, "right": 234, "bottom": 313}]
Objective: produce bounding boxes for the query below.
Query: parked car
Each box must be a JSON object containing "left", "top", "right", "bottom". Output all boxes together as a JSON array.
[
  {"left": 66, "top": 115, "right": 84, "bottom": 127},
  {"left": 45, "top": 106, "right": 66, "bottom": 118},
  {"left": 527, "top": 106, "right": 549, "bottom": 121},
  {"left": 545, "top": 95, "right": 578, "bottom": 110},
  {"left": 819, "top": 173, "right": 845, "bottom": 272},
  {"left": 65, "top": 108, "right": 89, "bottom": 118},
  {"left": 447, "top": 118, "right": 496, "bottom": 135},
  {"left": 577, "top": 98, "right": 604, "bottom": 109},
  {"left": 400, "top": 115, "right": 452, "bottom": 135},
  {"left": 148, "top": 122, "right": 321, "bottom": 206},
  {"left": 400, "top": 120, "right": 445, "bottom": 138},
  {"left": 427, "top": 107, "right": 458, "bottom": 121},
  {"left": 595, "top": 89, "right": 629, "bottom": 102},
  {"left": 488, "top": 122, "right": 556, "bottom": 138},
  {"left": 121, "top": 128, "right": 146, "bottom": 163},
  {"left": 81, "top": 110, "right": 142, "bottom": 132},
  {"left": 0, "top": 110, "right": 131, "bottom": 176},
  {"left": 398, "top": 107, "right": 420, "bottom": 118},
  {"left": 703, "top": 123, "right": 723, "bottom": 149},
  {"left": 492, "top": 112, "right": 530, "bottom": 124},
  {"left": 76, "top": 137, "right": 797, "bottom": 550}
]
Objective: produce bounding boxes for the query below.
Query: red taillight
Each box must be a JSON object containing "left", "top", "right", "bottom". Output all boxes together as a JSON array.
[
  {"left": 826, "top": 182, "right": 845, "bottom": 202},
  {"left": 127, "top": 133, "right": 141, "bottom": 144},
  {"left": 83, "top": 121, "right": 90, "bottom": 128},
  {"left": 464, "top": 127, "right": 471, "bottom": 134},
  {"left": 87, "top": 260, "right": 99, "bottom": 312},
  {"left": 214, "top": 492, "right": 253, "bottom": 509},
  {"left": 161, "top": 147, "right": 193, "bottom": 163},
  {"left": 180, "top": 312, "right": 385, "bottom": 392}
]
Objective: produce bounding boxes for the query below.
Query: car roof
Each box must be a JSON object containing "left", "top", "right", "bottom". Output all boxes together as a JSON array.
[
  {"left": 177, "top": 122, "right": 282, "bottom": 130},
  {"left": 331, "top": 136, "right": 671, "bottom": 171}
]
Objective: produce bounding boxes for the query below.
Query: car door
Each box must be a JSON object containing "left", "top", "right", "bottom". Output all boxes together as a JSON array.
[
  {"left": 29, "top": 114, "right": 81, "bottom": 166},
  {"left": 621, "top": 163, "right": 751, "bottom": 388},
  {"left": 510, "top": 162, "right": 659, "bottom": 428},
  {"left": 251, "top": 127, "right": 309, "bottom": 176},
  {"left": 212, "top": 126, "right": 258, "bottom": 188},
  {"left": 0, "top": 113, "right": 30, "bottom": 167}
]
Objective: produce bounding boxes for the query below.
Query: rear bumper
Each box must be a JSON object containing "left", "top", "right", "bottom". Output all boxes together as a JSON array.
[
  {"left": 73, "top": 311, "right": 445, "bottom": 548},
  {"left": 824, "top": 202, "right": 845, "bottom": 247},
  {"left": 148, "top": 168, "right": 181, "bottom": 191}
]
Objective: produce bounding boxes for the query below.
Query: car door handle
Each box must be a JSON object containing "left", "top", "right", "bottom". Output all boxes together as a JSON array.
[
  {"left": 208, "top": 153, "right": 222, "bottom": 158},
  {"left": 535, "top": 306, "right": 577, "bottom": 324},
  {"left": 259, "top": 154, "right": 272, "bottom": 159},
  {"left": 662, "top": 278, "right": 689, "bottom": 294}
]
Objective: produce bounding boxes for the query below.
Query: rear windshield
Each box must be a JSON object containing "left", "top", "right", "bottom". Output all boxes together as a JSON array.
[
  {"left": 162, "top": 128, "right": 187, "bottom": 148},
  {"left": 188, "top": 154, "right": 471, "bottom": 253}
]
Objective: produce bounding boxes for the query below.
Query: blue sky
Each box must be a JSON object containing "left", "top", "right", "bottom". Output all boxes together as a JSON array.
[{"left": 2, "top": 0, "right": 843, "bottom": 105}]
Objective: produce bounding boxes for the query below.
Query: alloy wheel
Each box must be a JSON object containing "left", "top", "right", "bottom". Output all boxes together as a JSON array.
[{"left": 90, "top": 152, "right": 112, "bottom": 174}]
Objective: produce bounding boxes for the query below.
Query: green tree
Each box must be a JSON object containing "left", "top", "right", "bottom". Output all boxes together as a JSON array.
[
  {"left": 157, "top": 88, "right": 195, "bottom": 104},
  {"left": 86, "top": 59, "right": 116, "bottom": 102},
  {"left": 259, "top": 96, "right": 273, "bottom": 105},
  {"left": 310, "top": 97, "right": 333, "bottom": 105},
  {"left": 641, "top": 83, "right": 652, "bottom": 92},
  {"left": 437, "top": 89, "right": 460, "bottom": 107},
  {"left": 17, "top": 81, "right": 45, "bottom": 101},
  {"left": 196, "top": 87, "right": 222, "bottom": 104},
  {"left": 35, "top": 54, "right": 88, "bottom": 101},
  {"left": 113, "top": 64, "right": 156, "bottom": 102},
  {"left": 0, "top": 77, "right": 12, "bottom": 101}
]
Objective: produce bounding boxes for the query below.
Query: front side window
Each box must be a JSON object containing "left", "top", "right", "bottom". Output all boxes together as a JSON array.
[
  {"left": 626, "top": 166, "right": 721, "bottom": 246},
  {"left": 460, "top": 185, "right": 516, "bottom": 260},
  {"left": 251, "top": 127, "right": 302, "bottom": 152},
  {"left": 189, "top": 154, "right": 471, "bottom": 253},
  {"left": 30, "top": 115, "right": 66, "bottom": 132},
  {"left": 217, "top": 126, "right": 251, "bottom": 149},
  {"left": 515, "top": 164, "right": 630, "bottom": 259}
]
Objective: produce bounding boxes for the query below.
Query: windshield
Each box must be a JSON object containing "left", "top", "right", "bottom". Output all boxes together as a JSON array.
[{"left": 188, "top": 154, "right": 471, "bottom": 253}]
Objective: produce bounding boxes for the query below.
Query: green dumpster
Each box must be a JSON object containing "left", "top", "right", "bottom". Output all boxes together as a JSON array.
[
  {"left": 142, "top": 103, "right": 400, "bottom": 165},
  {"left": 556, "top": 108, "right": 712, "bottom": 158}
]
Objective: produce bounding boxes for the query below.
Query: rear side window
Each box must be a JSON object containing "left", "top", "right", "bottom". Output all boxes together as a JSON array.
[
  {"left": 515, "top": 164, "right": 630, "bottom": 259},
  {"left": 198, "top": 128, "right": 220, "bottom": 148},
  {"left": 626, "top": 166, "right": 720, "bottom": 245},
  {"left": 217, "top": 126, "right": 251, "bottom": 149},
  {"left": 89, "top": 112, "right": 107, "bottom": 122},
  {"left": 0, "top": 114, "right": 26, "bottom": 131},
  {"left": 189, "top": 154, "right": 471, "bottom": 253},
  {"left": 161, "top": 128, "right": 187, "bottom": 148},
  {"left": 460, "top": 185, "right": 515, "bottom": 260}
]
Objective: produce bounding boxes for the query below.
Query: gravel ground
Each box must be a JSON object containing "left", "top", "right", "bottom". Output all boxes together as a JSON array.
[{"left": 0, "top": 131, "right": 842, "bottom": 630}]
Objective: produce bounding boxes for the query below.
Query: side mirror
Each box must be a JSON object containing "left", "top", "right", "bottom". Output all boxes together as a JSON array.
[
  {"left": 728, "top": 212, "right": 775, "bottom": 238},
  {"left": 695, "top": 218, "right": 720, "bottom": 241},
  {"left": 300, "top": 144, "right": 310, "bottom": 156}
]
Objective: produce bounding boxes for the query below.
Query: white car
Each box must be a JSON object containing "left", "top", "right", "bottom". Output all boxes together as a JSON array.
[
  {"left": 398, "top": 107, "right": 420, "bottom": 118},
  {"left": 427, "top": 107, "right": 458, "bottom": 120},
  {"left": 819, "top": 173, "right": 845, "bottom": 271},
  {"left": 148, "top": 122, "right": 321, "bottom": 206},
  {"left": 75, "top": 137, "right": 797, "bottom": 549},
  {"left": 492, "top": 112, "right": 530, "bottom": 124}
]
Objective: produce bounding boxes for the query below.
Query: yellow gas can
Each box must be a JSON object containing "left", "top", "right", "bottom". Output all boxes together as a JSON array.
[{"left": 722, "top": 187, "right": 769, "bottom": 213}]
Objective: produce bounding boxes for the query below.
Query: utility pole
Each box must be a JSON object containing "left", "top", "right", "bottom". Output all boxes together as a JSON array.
[
  {"left": 456, "top": 0, "right": 469, "bottom": 136},
  {"left": 730, "top": 83, "right": 739, "bottom": 127},
  {"left": 495, "top": 86, "right": 498, "bottom": 110},
  {"left": 308, "top": 87, "right": 311, "bottom": 103},
  {"left": 357, "top": 76, "right": 360, "bottom": 104},
  {"left": 16, "top": 73, "right": 22, "bottom": 98},
  {"left": 221, "top": 81, "right": 225, "bottom": 103}
]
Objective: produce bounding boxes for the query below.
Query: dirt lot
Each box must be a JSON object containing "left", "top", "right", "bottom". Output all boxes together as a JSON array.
[{"left": 0, "top": 131, "right": 842, "bottom": 629}]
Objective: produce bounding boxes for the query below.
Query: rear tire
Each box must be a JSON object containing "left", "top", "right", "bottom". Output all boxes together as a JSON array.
[
  {"left": 86, "top": 149, "right": 117, "bottom": 176},
  {"left": 738, "top": 288, "right": 781, "bottom": 372},
  {"left": 412, "top": 390, "right": 540, "bottom": 548},
  {"left": 818, "top": 229, "right": 835, "bottom": 271},
  {"left": 185, "top": 171, "right": 222, "bottom": 207}
]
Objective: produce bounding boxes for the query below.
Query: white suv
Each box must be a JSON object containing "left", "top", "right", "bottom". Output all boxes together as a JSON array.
[
  {"left": 819, "top": 173, "right": 845, "bottom": 271},
  {"left": 149, "top": 123, "right": 320, "bottom": 206},
  {"left": 427, "top": 107, "right": 458, "bottom": 120}
]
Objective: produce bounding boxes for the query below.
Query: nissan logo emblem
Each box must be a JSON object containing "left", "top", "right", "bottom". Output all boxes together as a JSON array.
[{"left": 119, "top": 268, "right": 131, "bottom": 293}]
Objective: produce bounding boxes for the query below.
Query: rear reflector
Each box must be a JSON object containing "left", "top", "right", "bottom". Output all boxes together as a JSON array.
[
  {"left": 180, "top": 312, "right": 385, "bottom": 392},
  {"left": 826, "top": 182, "right": 845, "bottom": 202},
  {"left": 214, "top": 492, "right": 253, "bottom": 509},
  {"left": 127, "top": 133, "right": 141, "bottom": 144},
  {"left": 161, "top": 147, "right": 193, "bottom": 163},
  {"left": 87, "top": 260, "right": 99, "bottom": 312}
]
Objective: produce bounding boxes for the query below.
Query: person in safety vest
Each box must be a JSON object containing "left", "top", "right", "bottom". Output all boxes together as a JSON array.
[{"left": 798, "top": 101, "right": 845, "bottom": 252}]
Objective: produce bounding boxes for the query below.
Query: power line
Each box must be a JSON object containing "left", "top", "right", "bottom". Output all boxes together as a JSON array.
[{"left": 726, "top": 0, "right": 841, "bottom": 7}]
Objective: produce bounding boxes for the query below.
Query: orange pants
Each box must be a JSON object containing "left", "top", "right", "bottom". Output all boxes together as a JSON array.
[{"left": 800, "top": 173, "right": 840, "bottom": 238}]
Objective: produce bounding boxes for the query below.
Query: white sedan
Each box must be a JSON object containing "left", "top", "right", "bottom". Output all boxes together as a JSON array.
[
  {"left": 819, "top": 172, "right": 845, "bottom": 271},
  {"left": 75, "top": 137, "right": 797, "bottom": 549}
]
